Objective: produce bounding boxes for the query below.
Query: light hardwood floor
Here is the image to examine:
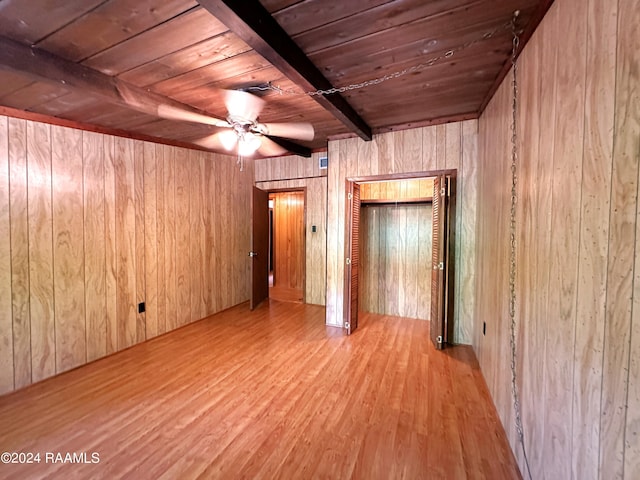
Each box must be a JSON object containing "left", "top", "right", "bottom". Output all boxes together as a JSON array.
[{"left": 0, "top": 301, "right": 520, "bottom": 479}]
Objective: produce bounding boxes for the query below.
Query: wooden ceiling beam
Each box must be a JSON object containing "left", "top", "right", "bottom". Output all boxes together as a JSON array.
[
  {"left": 197, "top": 0, "right": 373, "bottom": 141},
  {"left": 0, "top": 34, "right": 227, "bottom": 131}
]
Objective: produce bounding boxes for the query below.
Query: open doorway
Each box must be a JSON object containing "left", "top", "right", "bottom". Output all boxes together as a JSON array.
[{"left": 268, "top": 190, "right": 306, "bottom": 303}]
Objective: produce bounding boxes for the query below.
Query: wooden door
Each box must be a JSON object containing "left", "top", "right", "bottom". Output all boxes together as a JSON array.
[
  {"left": 271, "top": 191, "right": 305, "bottom": 303},
  {"left": 250, "top": 187, "right": 269, "bottom": 309},
  {"left": 443, "top": 176, "right": 456, "bottom": 343},
  {"left": 344, "top": 181, "right": 361, "bottom": 334},
  {"left": 430, "top": 175, "right": 447, "bottom": 349}
]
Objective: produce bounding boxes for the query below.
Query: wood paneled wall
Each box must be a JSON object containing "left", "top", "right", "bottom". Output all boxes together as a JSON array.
[
  {"left": 256, "top": 152, "right": 327, "bottom": 306},
  {"left": 326, "top": 121, "right": 478, "bottom": 344},
  {"left": 360, "top": 203, "right": 432, "bottom": 319},
  {"left": 254, "top": 152, "right": 327, "bottom": 182},
  {"left": 360, "top": 178, "right": 434, "bottom": 201},
  {"left": 0, "top": 115, "right": 252, "bottom": 395},
  {"left": 474, "top": 0, "right": 640, "bottom": 477}
]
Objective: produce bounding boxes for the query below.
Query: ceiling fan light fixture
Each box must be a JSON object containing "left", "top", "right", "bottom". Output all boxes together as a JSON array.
[
  {"left": 219, "top": 129, "right": 238, "bottom": 151},
  {"left": 238, "top": 132, "right": 261, "bottom": 156}
]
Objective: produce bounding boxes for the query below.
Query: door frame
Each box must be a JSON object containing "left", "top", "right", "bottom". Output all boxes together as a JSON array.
[
  {"left": 348, "top": 169, "right": 457, "bottom": 184},
  {"left": 265, "top": 187, "right": 307, "bottom": 303},
  {"left": 344, "top": 169, "right": 457, "bottom": 343}
]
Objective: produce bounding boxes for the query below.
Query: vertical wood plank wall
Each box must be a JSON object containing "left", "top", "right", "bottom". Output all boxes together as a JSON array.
[
  {"left": 359, "top": 178, "right": 434, "bottom": 319},
  {"left": 474, "top": 0, "right": 640, "bottom": 477},
  {"left": 360, "top": 178, "right": 434, "bottom": 201},
  {"left": 0, "top": 115, "right": 253, "bottom": 395},
  {"left": 359, "top": 203, "right": 432, "bottom": 319},
  {"left": 326, "top": 121, "right": 478, "bottom": 344},
  {"left": 255, "top": 152, "right": 327, "bottom": 306},
  {"left": 0, "top": 116, "right": 11, "bottom": 391}
]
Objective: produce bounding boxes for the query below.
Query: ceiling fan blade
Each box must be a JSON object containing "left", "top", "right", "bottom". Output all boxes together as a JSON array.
[
  {"left": 258, "top": 122, "right": 315, "bottom": 141},
  {"left": 117, "top": 83, "right": 228, "bottom": 127},
  {"left": 257, "top": 136, "right": 288, "bottom": 157},
  {"left": 194, "top": 131, "right": 237, "bottom": 152},
  {"left": 265, "top": 135, "right": 312, "bottom": 158},
  {"left": 224, "top": 89, "right": 265, "bottom": 122},
  {"left": 157, "top": 104, "right": 230, "bottom": 127}
]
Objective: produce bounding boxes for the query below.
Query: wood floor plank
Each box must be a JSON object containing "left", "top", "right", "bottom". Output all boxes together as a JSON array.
[{"left": 0, "top": 303, "right": 520, "bottom": 479}]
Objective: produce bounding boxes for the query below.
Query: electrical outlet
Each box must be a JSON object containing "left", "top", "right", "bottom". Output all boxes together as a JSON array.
[
  {"left": 138, "top": 302, "right": 146, "bottom": 314},
  {"left": 483, "top": 321, "right": 486, "bottom": 336}
]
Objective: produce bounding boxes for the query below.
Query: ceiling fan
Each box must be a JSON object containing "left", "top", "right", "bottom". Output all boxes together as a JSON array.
[
  {"left": 120, "top": 85, "right": 314, "bottom": 158},
  {"left": 197, "top": 89, "right": 314, "bottom": 157}
]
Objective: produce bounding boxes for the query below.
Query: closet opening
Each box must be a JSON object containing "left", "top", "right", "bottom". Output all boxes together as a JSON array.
[{"left": 344, "top": 172, "right": 456, "bottom": 349}]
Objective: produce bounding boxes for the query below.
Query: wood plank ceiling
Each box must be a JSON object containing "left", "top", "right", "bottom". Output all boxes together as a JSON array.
[{"left": 0, "top": 0, "right": 551, "bottom": 157}]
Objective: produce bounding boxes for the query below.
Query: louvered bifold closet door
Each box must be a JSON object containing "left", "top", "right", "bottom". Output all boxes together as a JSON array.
[
  {"left": 430, "top": 175, "right": 446, "bottom": 348},
  {"left": 344, "top": 181, "right": 361, "bottom": 334}
]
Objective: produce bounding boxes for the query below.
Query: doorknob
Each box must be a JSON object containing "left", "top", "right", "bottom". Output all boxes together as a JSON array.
[{"left": 248, "top": 252, "right": 258, "bottom": 257}]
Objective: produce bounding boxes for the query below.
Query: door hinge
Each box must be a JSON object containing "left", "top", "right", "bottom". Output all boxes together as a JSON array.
[
  {"left": 348, "top": 192, "right": 353, "bottom": 200},
  {"left": 441, "top": 186, "right": 446, "bottom": 197},
  {"left": 345, "top": 322, "right": 350, "bottom": 330},
  {"left": 438, "top": 261, "right": 444, "bottom": 270},
  {"left": 437, "top": 335, "right": 443, "bottom": 344},
  {"left": 346, "top": 257, "right": 351, "bottom": 265}
]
